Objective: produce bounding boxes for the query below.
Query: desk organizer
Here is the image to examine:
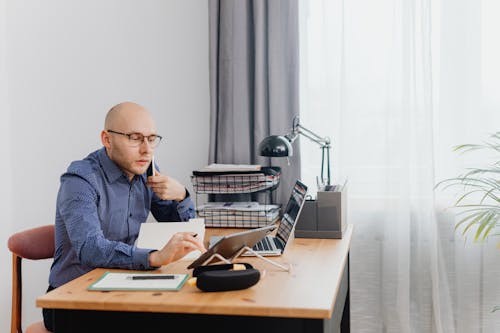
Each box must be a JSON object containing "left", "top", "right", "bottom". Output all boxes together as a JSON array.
[
  {"left": 191, "top": 168, "right": 280, "bottom": 194},
  {"left": 294, "top": 181, "right": 347, "bottom": 239},
  {"left": 191, "top": 167, "right": 281, "bottom": 228}
]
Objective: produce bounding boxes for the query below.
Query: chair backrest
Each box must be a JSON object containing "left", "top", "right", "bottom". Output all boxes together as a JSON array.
[{"left": 8, "top": 225, "right": 55, "bottom": 333}]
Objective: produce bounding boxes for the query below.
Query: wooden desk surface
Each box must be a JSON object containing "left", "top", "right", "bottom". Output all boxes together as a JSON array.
[{"left": 37, "top": 224, "right": 352, "bottom": 319}]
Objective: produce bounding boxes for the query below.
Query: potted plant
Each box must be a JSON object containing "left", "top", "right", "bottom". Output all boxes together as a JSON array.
[
  {"left": 435, "top": 132, "right": 499, "bottom": 311},
  {"left": 436, "top": 132, "right": 499, "bottom": 241}
]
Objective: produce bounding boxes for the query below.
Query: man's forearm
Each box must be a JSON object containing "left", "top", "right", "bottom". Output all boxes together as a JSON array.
[{"left": 79, "top": 235, "right": 154, "bottom": 270}]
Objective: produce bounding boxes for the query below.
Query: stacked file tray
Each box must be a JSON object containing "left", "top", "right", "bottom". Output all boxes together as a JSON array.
[
  {"left": 191, "top": 164, "right": 281, "bottom": 228},
  {"left": 191, "top": 172, "right": 279, "bottom": 194},
  {"left": 196, "top": 202, "right": 280, "bottom": 228}
]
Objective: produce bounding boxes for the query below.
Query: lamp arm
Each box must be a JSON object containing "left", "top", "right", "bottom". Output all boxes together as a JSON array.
[
  {"left": 296, "top": 124, "right": 331, "bottom": 147},
  {"left": 288, "top": 116, "right": 332, "bottom": 186}
]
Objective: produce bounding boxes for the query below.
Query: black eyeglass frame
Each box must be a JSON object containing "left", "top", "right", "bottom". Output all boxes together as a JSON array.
[{"left": 106, "top": 129, "right": 163, "bottom": 147}]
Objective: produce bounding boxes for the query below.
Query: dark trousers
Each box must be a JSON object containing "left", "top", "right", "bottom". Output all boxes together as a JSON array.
[{"left": 42, "top": 285, "right": 56, "bottom": 332}]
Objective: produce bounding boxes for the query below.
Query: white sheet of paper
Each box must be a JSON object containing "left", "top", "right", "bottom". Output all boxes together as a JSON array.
[
  {"left": 88, "top": 272, "right": 188, "bottom": 291},
  {"left": 137, "top": 218, "right": 205, "bottom": 260}
]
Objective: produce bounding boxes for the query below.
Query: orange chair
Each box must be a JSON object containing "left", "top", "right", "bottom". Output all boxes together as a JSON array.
[{"left": 8, "top": 225, "right": 55, "bottom": 333}]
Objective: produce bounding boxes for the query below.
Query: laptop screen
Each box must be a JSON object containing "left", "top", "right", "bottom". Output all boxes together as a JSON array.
[{"left": 276, "top": 180, "right": 308, "bottom": 245}]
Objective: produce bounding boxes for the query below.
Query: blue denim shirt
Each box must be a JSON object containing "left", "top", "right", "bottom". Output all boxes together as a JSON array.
[{"left": 48, "top": 147, "right": 195, "bottom": 287}]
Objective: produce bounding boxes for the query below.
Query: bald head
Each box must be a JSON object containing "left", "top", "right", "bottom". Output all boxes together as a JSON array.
[{"left": 104, "top": 102, "right": 155, "bottom": 131}]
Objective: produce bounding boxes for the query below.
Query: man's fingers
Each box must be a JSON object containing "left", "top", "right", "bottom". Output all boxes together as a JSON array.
[
  {"left": 181, "top": 240, "right": 198, "bottom": 250},
  {"left": 147, "top": 175, "right": 166, "bottom": 184},
  {"left": 149, "top": 184, "right": 168, "bottom": 190},
  {"left": 180, "top": 233, "right": 206, "bottom": 252}
]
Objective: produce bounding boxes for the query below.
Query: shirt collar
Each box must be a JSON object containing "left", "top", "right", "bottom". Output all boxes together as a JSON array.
[
  {"left": 97, "top": 147, "right": 127, "bottom": 183},
  {"left": 139, "top": 172, "right": 148, "bottom": 183}
]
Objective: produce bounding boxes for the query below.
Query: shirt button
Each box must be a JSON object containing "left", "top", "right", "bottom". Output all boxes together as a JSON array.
[{"left": 129, "top": 213, "right": 132, "bottom": 217}]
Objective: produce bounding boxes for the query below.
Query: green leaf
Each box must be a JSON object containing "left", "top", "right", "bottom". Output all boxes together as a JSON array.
[
  {"left": 474, "top": 212, "right": 494, "bottom": 241},
  {"left": 462, "top": 212, "right": 489, "bottom": 236},
  {"left": 455, "top": 211, "right": 485, "bottom": 231},
  {"left": 436, "top": 131, "right": 500, "bottom": 242},
  {"left": 481, "top": 221, "right": 497, "bottom": 241}
]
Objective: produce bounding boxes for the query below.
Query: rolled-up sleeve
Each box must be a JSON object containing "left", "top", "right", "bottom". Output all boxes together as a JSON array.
[{"left": 150, "top": 191, "right": 195, "bottom": 222}]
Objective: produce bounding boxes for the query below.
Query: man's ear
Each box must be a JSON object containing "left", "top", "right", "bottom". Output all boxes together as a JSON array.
[{"left": 101, "top": 130, "right": 111, "bottom": 149}]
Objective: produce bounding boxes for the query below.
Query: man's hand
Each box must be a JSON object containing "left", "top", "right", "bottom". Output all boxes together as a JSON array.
[
  {"left": 148, "top": 232, "right": 206, "bottom": 267},
  {"left": 147, "top": 172, "right": 187, "bottom": 202}
]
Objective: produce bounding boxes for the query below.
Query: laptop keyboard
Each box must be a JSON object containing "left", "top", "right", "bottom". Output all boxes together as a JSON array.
[{"left": 253, "top": 236, "right": 274, "bottom": 251}]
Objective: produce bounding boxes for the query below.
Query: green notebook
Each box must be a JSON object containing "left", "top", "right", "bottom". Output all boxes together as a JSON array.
[{"left": 88, "top": 272, "right": 189, "bottom": 291}]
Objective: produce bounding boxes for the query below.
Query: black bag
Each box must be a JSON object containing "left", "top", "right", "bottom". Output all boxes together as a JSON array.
[{"left": 192, "top": 263, "right": 260, "bottom": 292}]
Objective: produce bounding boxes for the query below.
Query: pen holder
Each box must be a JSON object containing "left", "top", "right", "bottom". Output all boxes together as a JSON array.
[{"left": 295, "top": 181, "right": 347, "bottom": 239}]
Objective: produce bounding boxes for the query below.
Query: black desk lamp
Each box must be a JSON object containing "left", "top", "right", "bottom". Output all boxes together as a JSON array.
[{"left": 258, "top": 116, "right": 332, "bottom": 186}]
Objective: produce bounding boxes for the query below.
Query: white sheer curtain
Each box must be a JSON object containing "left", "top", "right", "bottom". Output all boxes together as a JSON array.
[{"left": 299, "top": 0, "right": 500, "bottom": 332}]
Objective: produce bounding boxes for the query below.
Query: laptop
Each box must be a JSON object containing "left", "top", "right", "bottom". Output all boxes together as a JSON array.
[{"left": 209, "top": 180, "right": 308, "bottom": 257}]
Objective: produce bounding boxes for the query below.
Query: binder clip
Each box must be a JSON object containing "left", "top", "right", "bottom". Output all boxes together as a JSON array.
[{"left": 187, "top": 263, "right": 260, "bottom": 292}]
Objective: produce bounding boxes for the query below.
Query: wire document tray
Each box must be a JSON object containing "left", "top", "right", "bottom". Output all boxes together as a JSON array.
[
  {"left": 191, "top": 170, "right": 280, "bottom": 194},
  {"left": 191, "top": 166, "right": 281, "bottom": 228},
  {"left": 196, "top": 202, "right": 280, "bottom": 228}
]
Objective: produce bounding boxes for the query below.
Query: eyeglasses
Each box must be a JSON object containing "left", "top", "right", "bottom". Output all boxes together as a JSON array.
[{"left": 107, "top": 129, "right": 163, "bottom": 148}]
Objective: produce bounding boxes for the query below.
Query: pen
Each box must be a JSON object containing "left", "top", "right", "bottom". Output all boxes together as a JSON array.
[{"left": 131, "top": 275, "right": 176, "bottom": 280}]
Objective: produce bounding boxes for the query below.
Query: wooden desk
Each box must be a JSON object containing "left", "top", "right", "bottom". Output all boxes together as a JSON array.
[{"left": 37, "top": 224, "right": 353, "bottom": 333}]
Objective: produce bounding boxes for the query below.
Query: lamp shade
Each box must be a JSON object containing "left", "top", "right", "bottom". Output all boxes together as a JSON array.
[{"left": 258, "top": 135, "right": 293, "bottom": 157}]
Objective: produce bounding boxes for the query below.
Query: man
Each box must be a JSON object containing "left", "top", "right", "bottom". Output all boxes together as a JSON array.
[{"left": 43, "top": 102, "right": 205, "bottom": 331}]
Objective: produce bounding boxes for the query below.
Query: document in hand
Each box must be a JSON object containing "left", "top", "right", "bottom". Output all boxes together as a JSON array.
[
  {"left": 88, "top": 272, "right": 188, "bottom": 291},
  {"left": 137, "top": 218, "right": 205, "bottom": 260}
]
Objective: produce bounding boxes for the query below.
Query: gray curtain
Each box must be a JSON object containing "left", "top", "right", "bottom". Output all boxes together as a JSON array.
[{"left": 208, "top": 0, "right": 300, "bottom": 206}]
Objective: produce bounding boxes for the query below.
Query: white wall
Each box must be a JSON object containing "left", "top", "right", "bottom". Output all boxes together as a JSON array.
[{"left": 0, "top": 1, "right": 210, "bottom": 331}]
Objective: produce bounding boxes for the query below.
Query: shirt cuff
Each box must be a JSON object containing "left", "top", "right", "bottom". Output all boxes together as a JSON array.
[
  {"left": 176, "top": 192, "right": 195, "bottom": 221},
  {"left": 132, "top": 247, "right": 158, "bottom": 270}
]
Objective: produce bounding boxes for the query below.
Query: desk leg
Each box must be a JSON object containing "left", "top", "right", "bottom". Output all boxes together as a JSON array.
[
  {"left": 341, "top": 252, "right": 350, "bottom": 333},
  {"left": 330, "top": 251, "right": 350, "bottom": 333}
]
